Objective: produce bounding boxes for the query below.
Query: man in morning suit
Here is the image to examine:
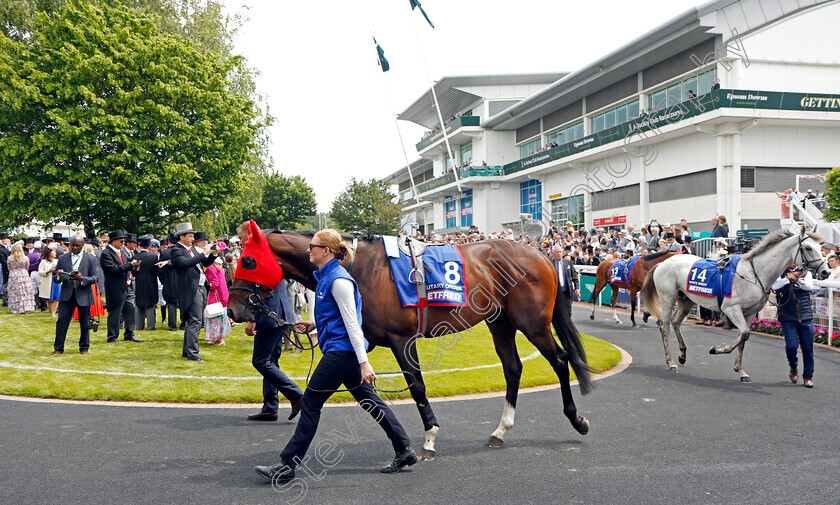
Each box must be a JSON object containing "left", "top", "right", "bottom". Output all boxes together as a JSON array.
[
  {"left": 0, "top": 232, "right": 10, "bottom": 305},
  {"left": 119, "top": 233, "right": 139, "bottom": 340},
  {"left": 169, "top": 222, "right": 216, "bottom": 362},
  {"left": 550, "top": 243, "right": 580, "bottom": 319},
  {"left": 100, "top": 230, "right": 141, "bottom": 343},
  {"left": 158, "top": 235, "right": 181, "bottom": 331},
  {"left": 52, "top": 236, "right": 99, "bottom": 355},
  {"left": 133, "top": 236, "right": 159, "bottom": 331}
]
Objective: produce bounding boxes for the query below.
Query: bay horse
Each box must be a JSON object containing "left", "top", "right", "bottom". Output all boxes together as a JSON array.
[
  {"left": 641, "top": 226, "right": 829, "bottom": 382},
  {"left": 227, "top": 224, "right": 594, "bottom": 460},
  {"left": 589, "top": 250, "right": 679, "bottom": 326}
]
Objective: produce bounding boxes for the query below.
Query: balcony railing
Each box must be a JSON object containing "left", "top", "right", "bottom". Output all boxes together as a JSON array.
[
  {"left": 416, "top": 115, "right": 481, "bottom": 151},
  {"left": 401, "top": 166, "right": 503, "bottom": 204}
]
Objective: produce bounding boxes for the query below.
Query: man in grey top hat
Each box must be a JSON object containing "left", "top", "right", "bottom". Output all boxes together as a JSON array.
[
  {"left": 169, "top": 222, "right": 217, "bottom": 362},
  {"left": 100, "top": 230, "right": 142, "bottom": 343}
]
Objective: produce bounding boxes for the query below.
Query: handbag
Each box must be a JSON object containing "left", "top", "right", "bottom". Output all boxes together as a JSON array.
[{"left": 204, "top": 301, "right": 225, "bottom": 319}]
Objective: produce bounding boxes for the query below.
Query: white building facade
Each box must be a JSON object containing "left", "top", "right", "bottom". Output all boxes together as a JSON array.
[{"left": 384, "top": 0, "right": 840, "bottom": 237}]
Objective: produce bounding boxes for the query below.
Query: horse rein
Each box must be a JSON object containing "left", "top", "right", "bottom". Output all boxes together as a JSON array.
[
  {"left": 733, "top": 235, "right": 824, "bottom": 301},
  {"left": 230, "top": 280, "right": 415, "bottom": 395}
]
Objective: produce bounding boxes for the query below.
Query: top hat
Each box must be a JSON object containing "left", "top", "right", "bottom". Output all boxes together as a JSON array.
[
  {"left": 137, "top": 236, "right": 152, "bottom": 248},
  {"left": 0, "top": 232, "right": 8, "bottom": 240},
  {"left": 684, "top": 235, "right": 692, "bottom": 242},
  {"left": 664, "top": 232, "right": 675, "bottom": 239},
  {"left": 173, "top": 222, "right": 196, "bottom": 237},
  {"left": 193, "top": 231, "right": 208, "bottom": 243},
  {"left": 25, "top": 237, "right": 37, "bottom": 244},
  {"left": 125, "top": 233, "right": 138, "bottom": 243},
  {"left": 52, "top": 232, "right": 64, "bottom": 241},
  {"left": 85, "top": 238, "right": 98, "bottom": 245},
  {"left": 108, "top": 230, "right": 127, "bottom": 242},
  {"left": 821, "top": 242, "right": 834, "bottom": 250}
]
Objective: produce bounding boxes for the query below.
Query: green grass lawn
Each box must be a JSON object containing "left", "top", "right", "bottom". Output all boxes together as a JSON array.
[{"left": 0, "top": 304, "right": 621, "bottom": 403}]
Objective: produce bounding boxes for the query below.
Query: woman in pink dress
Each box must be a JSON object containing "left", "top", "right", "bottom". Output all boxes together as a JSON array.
[
  {"left": 204, "top": 256, "right": 231, "bottom": 346},
  {"left": 7, "top": 242, "right": 35, "bottom": 314}
]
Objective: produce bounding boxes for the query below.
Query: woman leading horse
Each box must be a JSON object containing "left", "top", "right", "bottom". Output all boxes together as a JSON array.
[{"left": 228, "top": 221, "right": 594, "bottom": 460}]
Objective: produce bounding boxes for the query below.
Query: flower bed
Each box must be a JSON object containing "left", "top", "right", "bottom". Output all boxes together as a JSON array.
[{"left": 751, "top": 318, "right": 840, "bottom": 347}]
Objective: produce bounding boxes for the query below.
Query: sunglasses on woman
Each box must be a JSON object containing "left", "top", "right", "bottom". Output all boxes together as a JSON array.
[{"left": 308, "top": 243, "right": 327, "bottom": 251}]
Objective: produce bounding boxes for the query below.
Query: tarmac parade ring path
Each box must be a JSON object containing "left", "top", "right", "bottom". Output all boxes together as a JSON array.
[{"left": 2, "top": 305, "right": 839, "bottom": 504}]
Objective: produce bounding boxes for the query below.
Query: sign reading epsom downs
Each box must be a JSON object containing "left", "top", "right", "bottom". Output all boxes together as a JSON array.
[{"left": 502, "top": 88, "right": 840, "bottom": 175}]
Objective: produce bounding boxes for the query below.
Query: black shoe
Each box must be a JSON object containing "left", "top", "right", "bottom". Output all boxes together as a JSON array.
[
  {"left": 381, "top": 447, "right": 418, "bottom": 474},
  {"left": 186, "top": 357, "right": 205, "bottom": 362},
  {"left": 90, "top": 319, "right": 99, "bottom": 332},
  {"left": 107, "top": 339, "right": 119, "bottom": 344},
  {"left": 288, "top": 397, "right": 302, "bottom": 420},
  {"left": 714, "top": 322, "right": 725, "bottom": 327},
  {"left": 124, "top": 337, "right": 144, "bottom": 343},
  {"left": 255, "top": 461, "right": 295, "bottom": 482},
  {"left": 247, "top": 412, "right": 279, "bottom": 421}
]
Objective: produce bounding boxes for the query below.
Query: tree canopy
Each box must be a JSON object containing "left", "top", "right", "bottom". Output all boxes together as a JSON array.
[
  {"left": 242, "top": 173, "right": 317, "bottom": 230},
  {"left": 822, "top": 166, "right": 840, "bottom": 222},
  {"left": 0, "top": 2, "right": 265, "bottom": 236},
  {"left": 330, "top": 178, "right": 403, "bottom": 236}
]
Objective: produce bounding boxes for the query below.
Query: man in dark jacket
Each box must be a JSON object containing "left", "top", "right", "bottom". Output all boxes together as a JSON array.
[
  {"left": 100, "top": 230, "right": 141, "bottom": 343},
  {"left": 0, "top": 232, "right": 11, "bottom": 306},
  {"left": 772, "top": 264, "right": 815, "bottom": 388},
  {"left": 158, "top": 235, "right": 181, "bottom": 331},
  {"left": 549, "top": 244, "right": 580, "bottom": 319},
  {"left": 133, "top": 236, "right": 159, "bottom": 331},
  {"left": 711, "top": 216, "right": 728, "bottom": 238},
  {"left": 169, "top": 222, "right": 216, "bottom": 362},
  {"left": 53, "top": 236, "right": 100, "bottom": 355}
]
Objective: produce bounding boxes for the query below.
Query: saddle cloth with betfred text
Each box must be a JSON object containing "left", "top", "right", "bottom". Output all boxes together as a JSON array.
[
  {"left": 685, "top": 255, "right": 742, "bottom": 308},
  {"left": 386, "top": 242, "right": 469, "bottom": 307},
  {"left": 609, "top": 256, "right": 641, "bottom": 284}
]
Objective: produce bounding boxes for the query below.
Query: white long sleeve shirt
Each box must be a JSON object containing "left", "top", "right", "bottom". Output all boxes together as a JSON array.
[
  {"left": 771, "top": 272, "right": 814, "bottom": 291},
  {"left": 331, "top": 278, "right": 369, "bottom": 364}
]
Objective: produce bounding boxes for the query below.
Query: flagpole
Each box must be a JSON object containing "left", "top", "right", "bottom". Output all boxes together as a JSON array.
[
  {"left": 372, "top": 35, "right": 421, "bottom": 202},
  {"left": 407, "top": 7, "right": 462, "bottom": 193}
]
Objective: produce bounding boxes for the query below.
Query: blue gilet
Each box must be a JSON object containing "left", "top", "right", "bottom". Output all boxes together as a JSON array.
[{"left": 312, "top": 258, "right": 367, "bottom": 354}]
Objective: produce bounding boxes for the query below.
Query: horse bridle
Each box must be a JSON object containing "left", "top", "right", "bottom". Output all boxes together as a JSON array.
[
  {"left": 737, "top": 235, "right": 824, "bottom": 296},
  {"left": 794, "top": 235, "right": 825, "bottom": 272}
]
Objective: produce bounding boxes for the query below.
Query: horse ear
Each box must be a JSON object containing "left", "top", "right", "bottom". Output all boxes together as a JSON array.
[
  {"left": 248, "top": 219, "right": 262, "bottom": 243},
  {"left": 813, "top": 223, "right": 819, "bottom": 233},
  {"left": 800, "top": 223, "right": 806, "bottom": 236}
]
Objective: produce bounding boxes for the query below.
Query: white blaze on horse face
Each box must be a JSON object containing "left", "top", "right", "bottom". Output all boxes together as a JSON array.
[{"left": 490, "top": 401, "right": 516, "bottom": 440}]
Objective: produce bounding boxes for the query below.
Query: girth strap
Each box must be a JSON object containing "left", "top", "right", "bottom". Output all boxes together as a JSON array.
[{"left": 405, "top": 236, "right": 429, "bottom": 337}]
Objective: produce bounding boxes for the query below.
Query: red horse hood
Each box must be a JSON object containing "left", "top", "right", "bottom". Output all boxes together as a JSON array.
[{"left": 234, "top": 220, "right": 284, "bottom": 289}]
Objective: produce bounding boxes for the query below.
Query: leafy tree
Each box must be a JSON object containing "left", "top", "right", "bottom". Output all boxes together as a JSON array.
[
  {"left": 330, "top": 178, "right": 403, "bottom": 236},
  {"left": 241, "top": 173, "right": 317, "bottom": 230},
  {"left": 822, "top": 166, "right": 840, "bottom": 222},
  {"left": 297, "top": 212, "right": 340, "bottom": 232},
  {"left": 0, "top": 2, "right": 264, "bottom": 237}
]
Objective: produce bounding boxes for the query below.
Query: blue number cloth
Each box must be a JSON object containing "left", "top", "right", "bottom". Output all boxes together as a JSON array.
[
  {"left": 686, "top": 255, "right": 742, "bottom": 308},
  {"left": 385, "top": 241, "right": 468, "bottom": 307}
]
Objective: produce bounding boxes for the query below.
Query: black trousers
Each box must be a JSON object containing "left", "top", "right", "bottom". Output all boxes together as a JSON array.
[
  {"left": 280, "top": 351, "right": 410, "bottom": 465},
  {"left": 252, "top": 326, "right": 303, "bottom": 414},
  {"left": 54, "top": 295, "right": 90, "bottom": 353}
]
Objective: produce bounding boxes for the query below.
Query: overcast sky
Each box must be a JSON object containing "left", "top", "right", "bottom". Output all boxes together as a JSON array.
[{"left": 222, "top": 0, "right": 703, "bottom": 212}]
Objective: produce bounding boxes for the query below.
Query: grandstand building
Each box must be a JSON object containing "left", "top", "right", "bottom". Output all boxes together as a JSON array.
[{"left": 383, "top": 0, "right": 840, "bottom": 237}]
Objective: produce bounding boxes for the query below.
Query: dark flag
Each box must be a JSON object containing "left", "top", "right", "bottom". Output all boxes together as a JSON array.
[
  {"left": 409, "top": 0, "right": 435, "bottom": 29},
  {"left": 373, "top": 37, "right": 389, "bottom": 72}
]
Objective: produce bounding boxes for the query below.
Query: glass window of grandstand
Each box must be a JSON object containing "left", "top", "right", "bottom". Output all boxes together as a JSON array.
[
  {"left": 519, "top": 138, "right": 541, "bottom": 159},
  {"left": 591, "top": 99, "right": 640, "bottom": 133},
  {"left": 551, "top": 195, "right": 584, "bottom": 229},
  {"left": 648, "top": 68, "right": 717, "bottom": 111},
  {"left": 460, "top": 189, "right": 473, "bottom": 227},
  {"left": 547, "top": 121, "right": 584, "bottom": 147},
  {"left": 520, "top": 179, "right": 542, "bottom": 220},
  {"left": 460, "top": 141, "right": 472, "bottom": 166},
  {"left": 444, "top": 152, "right": 453, "bottom": 172},
  {"left": 445, "top": 198, "right": 456, "bottom": 228}
]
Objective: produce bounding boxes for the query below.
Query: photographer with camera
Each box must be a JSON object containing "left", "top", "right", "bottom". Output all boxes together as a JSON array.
[{"left": 52, "top": 236, "right": 100, "bottom": 355}]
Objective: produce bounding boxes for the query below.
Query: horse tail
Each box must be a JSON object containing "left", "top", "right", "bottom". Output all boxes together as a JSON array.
[
  {"left": 641, "top": 262, "right": 662, "bottom": 319},
  {"left": 551, "top": 287, "right": 595, "bottom": 395}
]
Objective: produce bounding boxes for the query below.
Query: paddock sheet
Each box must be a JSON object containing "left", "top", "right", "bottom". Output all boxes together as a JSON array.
[
  {"left": 609, "top": 256, "right": 641, "bottom": 284},
  {"left": 385, "top": 241, "right": 468, "bottom": 307},
  {"left": 685, "top": 255, "right": 742, "bottom": 308}
]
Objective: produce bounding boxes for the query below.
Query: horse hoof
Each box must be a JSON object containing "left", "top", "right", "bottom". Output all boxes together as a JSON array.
[
  {"left": 669, "top": 365, "right": 678, "bottom": 372},
  {"left": 589, "top": 314, "right": 594, "bottom": 320},
  {"left": 708, "top": 346, "right": 717, "bottom": 355},
  {"left": 643, "top": 313, "right": 650, "bottom": 323},
  {"left": 615, "top": 320, "right": 622, "bottom": 325},
  {"left": 418, "top": 448, "right": 436, "bottom": 461},
  {"left": 678, "top": 356, "right": 686, "bottom": 365},
  {"left": 484, "top": 435, "right": 504, "bottom": 448},
  {"left": 740, "top": 376, "right": 752, "bottom": 383},
  {"left": 576, "top": 417, "right": 590, "bottom": 435},
  {"left": 632, "top": 322, "right": 637, "bottom": 328}
]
